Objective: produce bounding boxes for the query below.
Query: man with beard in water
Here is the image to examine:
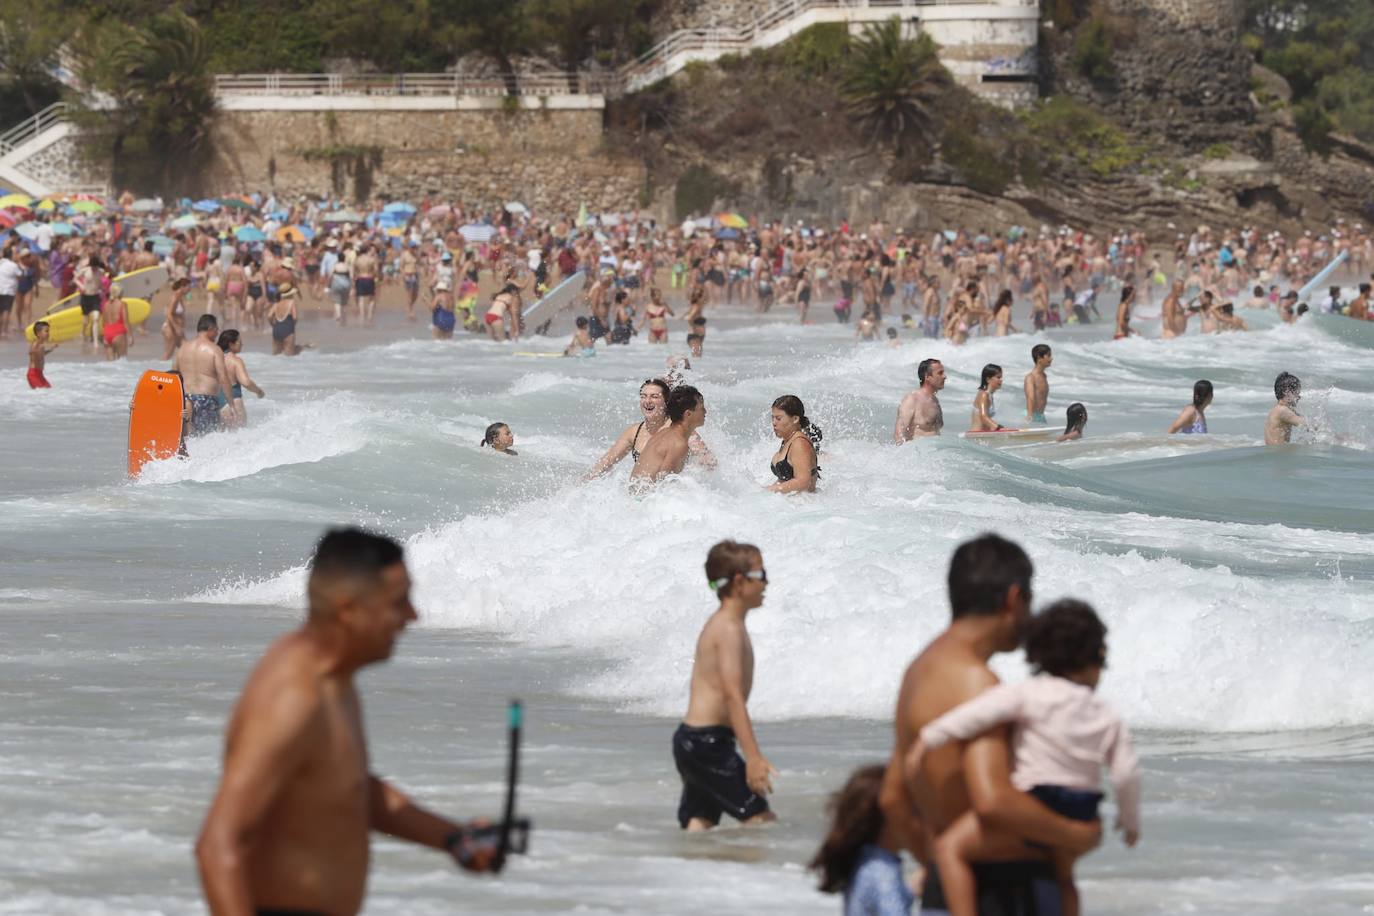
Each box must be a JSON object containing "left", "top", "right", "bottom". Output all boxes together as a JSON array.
[
  {"left": 894, "top": 358, "right": 946, "bottom": 441},
  {"left": 879, "top": 534, "right": 1101, "bottom": 915},
  {"left": 196, "top": 529, "right": 497, "bottom": 914},
  {"left": 630, "top": 385, "right": 706, "bottom": 486}
]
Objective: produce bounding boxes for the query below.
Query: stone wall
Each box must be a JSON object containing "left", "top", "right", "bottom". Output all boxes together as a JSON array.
[
  {"left": 652, "top": 0, "right": 762, "bottom": 33},
  {"left": 206, "top": 105, "right": 646, "bottom": 211}
]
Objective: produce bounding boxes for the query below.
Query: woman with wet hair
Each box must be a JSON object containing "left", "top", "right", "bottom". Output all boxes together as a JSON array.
[
  {"left": 970, "top": 364, "right": 1005, "bottom": 432},
  {"left": 767, "top": 395, "right": 821, "bottom": 494},
  {"left": 585, "top": 379, "right": 672, "bottom": 478},
  {"left": 480, "top": 422, "right": 517, "bottom": 456},
  {"left": 1058, "top": 403, "right": 1088, "bottom": 442},
  {"left": 1167, "top": 380, "right": 1213, "bottom": 434}
]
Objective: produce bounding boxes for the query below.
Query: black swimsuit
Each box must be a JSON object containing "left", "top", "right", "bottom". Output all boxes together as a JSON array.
[
  {"left": 770, "top": 438, "right": 820, "bottom": 483},
  {"left": 630, "top": 422, "right": 646, "bottom": 462}
]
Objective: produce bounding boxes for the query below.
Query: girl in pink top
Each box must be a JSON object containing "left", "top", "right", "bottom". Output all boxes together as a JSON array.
[{"left": 906, "top": 600, "right": 1140, "bottom": 916}]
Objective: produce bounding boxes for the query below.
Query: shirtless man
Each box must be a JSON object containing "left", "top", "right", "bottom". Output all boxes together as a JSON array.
[
  {"left": 1160, "top": 280, "right": 1186, "bottom": 339},
  {"left": 630, "top": 385, "right": 706, "bottom": 485},
  {"left": 672, "top": 540, "right": 778, "bottom": 831},
  {"left": 172, "top": 314, "right": 239, "bottom": 436},
  {"left": 1264, "top": 371, "right": 1307, "bottom": 445},
  {"left": 1024, "top": 344, "right": 1052, "bottom": 425},
  {"left": 879, "top": 534, "right": 1101, "bottom": 915},
  {"left": 399, "top": 246, "right": 421, "bottom": 321},
  {"left": 894, "top": 358, "right": 946, "bottom": 442},
  {"left": 196, "top": 529, "right": 497, "bottom": 915},
  {"left": 353, "top": 244, "right": 379, "bottom": 326}
]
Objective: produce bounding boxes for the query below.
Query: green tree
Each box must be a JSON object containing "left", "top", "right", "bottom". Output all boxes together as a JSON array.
[
  {"left": 440, "top": 0, "right": 535, "bottom": 95},
  {"left": 839, "top": 20, "right": 948, "bottom": 152},
  {"left": 77, "top": 11, "right": 218, "bottom": 195},
  {"left": 0, "top": 1, "right": 66, "bottom": 124}
]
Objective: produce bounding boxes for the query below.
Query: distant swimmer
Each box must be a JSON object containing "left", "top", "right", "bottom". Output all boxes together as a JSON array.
[
  {"left": 905, "top": 599, "right": 1140, "bottom": 916},
  {"left": 1264, "top": 372, "right": 1306, "bottom": 445},
  {"left": 767, "top": 395, "right": 822, "bottom": 494},
  {"left": 27, "top": 320, "right": 55, "bottom": 389},
  {"left": 172, "top": 314, "right": 238, "bottom": 436},
  {"left": 564, "top": 316, "right": 596, "bottom": 357},
  {"left": 216, "top": 330, "right": 265, "bottom": 429},
  {"left": 878, "top": 535, "right": 1101, "bottom": 916},
  {"left": 1058, "top": 403, "right": 1087, "bottom": 442},
  {"left": 196, "top": 529, "right": 500, "bottom": 915},
  {"left": 268, "top": 285, "right": 308, "bottom": 356},
  {"left": 672, "top": 540, "right": 777, "bottom": 831},
  {"left": 886, "top": 327, "right": 901, "bottom": 348},
  {"left": 811, "top": 765, "right": 914, "bottom": 916},
  {"left": 894, "top": 358, "right": 946, "bottom": 442},
  {"left": 638, "top": 287, "right": 675, "bottom": 344},
  {"left": 970, "top": 364, "right": 1005, "bottom": 433},
  {"left": 480, "top": 422, "right": 518, "bottom": 456},
  {"left": 586, "top": 379, "right": 714, "bottom": 479},
  {"left": 630, "top": 384, "right": 707, "bottom": 486},
  {"left": 101, "top": 283, "right": 130, "bottom": 360},
  {"left": 1024, "top": 344, "right": 1053, "bottom": 425},
  {"left": 1215, "top": 302, "right": 1248, "bottom": 332},
  {"left": 1160, "top": 279, "right": 1185, "bottom": 339},
  {"left": 1167, "top": 380, "right": 1212, "bottom": 434},
  {"left": 1112, "top": 285, "right": 1136, "bottom": 340}
]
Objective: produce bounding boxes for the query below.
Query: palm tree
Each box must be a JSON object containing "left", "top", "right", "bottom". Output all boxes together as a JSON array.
[{"left": 840, "top": 20, "right": 949, "bottom": 152}]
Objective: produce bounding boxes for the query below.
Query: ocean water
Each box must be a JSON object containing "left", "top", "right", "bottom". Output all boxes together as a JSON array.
[{"left": 2, "top": 308, "right": 1373, "bottom": 914}]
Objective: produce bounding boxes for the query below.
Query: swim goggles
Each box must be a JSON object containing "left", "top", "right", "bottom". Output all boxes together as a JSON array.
[{"left": 708, "top": 569, "right": 767, "bottom": 591}]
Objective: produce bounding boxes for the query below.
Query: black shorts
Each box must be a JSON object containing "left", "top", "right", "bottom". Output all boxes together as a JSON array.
[
  {"left": 671, "top": 724, "right": 769, "bottom": 828},
  {"left": 0, "top": 294, "right": 12, "bottom": 314},
  {"left": 80, "top": 294, "right": 102, "bottom": 314},
  {"left": 921, "top": 860, "right": 1062, "bottom": 915},
  {"left": 588, "top": 315, "right": 608, "bottom": 340}
]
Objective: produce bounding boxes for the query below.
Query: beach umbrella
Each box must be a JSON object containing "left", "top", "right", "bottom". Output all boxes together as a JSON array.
[
  {"left": 681, "top": 219, "right": 697, "bottom": 234},
  {"left": 170, "top": 214, "right": 200, "bottom": 229},
  {"left": 0, "top": 193, "right": 32, "bottom": 209},
  {"left": 321, "top": 209, "right": 364, "bottom": 223},
  {"left": 130, "top": 198, "right": 161, "bottom": 213},
  {"left": 427, "top": 203, "right": 453, "bottom": 218},
  {"left": 943, "top": 229, "right": 957, "bottom": 242},
  {"left": 68, "top": 199, "right": 103, "bottom": 214},
  {"left": 35, "top": 199, "right": 55, "bottom": 212},
  {"left": 148, "top": 234, "right": 175, "bottom": 255},
  {"left": 716, "top": 212, "right": 747, "bottom": 230},
  {"left": 235, "top": 225, "right": 267, "bottom": 242},
  {"left": 459, "top": 223, "right": 495, "bottom": 243},
  {"left": 219, "top": 197, "right": 255, "bottom": 212},
  {"left": 0, "top": 211, "right": 15, "bottom": 229},
  {"left": 193, "top": 198, "right": 220, "bottom": 213},
  {"left": 276, "top": 225, "right": 309, "bottom": 243},
  {"left": 14, "top": 221, "right": 40, "bottom": 240},
  {"left": 504, "top": 201, "right": 528, "bottom": 215},
  {"left": 50, "top": 222, "right": 76, "bottom": 236},
  {"left": 383, "top": 201, "right": 416, "bottom": 216},
  {"left": 714, "top": 227, "right": 741, "bottom": 240}
]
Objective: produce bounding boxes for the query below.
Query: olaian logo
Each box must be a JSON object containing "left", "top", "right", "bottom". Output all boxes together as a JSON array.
[{"left": 149, "top": 373, "right": 178, "bottom": 385}]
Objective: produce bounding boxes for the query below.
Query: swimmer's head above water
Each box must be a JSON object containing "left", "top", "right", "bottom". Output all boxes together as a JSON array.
[
  {"left": 1064, "top": 402, "right": 1087, "bottom": 436},
  {"left": 480, "top": 422, "right": 516, "bottom": 454},
  {"left": 1274, "top": 372, "right": 1301, "bottom": 404}
]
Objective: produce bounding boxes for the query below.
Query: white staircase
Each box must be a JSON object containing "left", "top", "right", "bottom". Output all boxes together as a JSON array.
[{"left": 0, "top": 102, "right": 108, "bottom": 197}]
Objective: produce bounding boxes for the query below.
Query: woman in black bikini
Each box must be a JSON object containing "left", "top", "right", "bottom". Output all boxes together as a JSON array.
[
  {"left": 767, "top": 395, "right": 822, "bottom": 494},
  {"left": 585, "top": 379, "right": 672, "bottom": 479}
]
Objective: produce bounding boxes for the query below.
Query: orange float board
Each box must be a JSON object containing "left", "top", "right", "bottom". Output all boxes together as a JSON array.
[{"left": 128, "top": 370, "right": 184, "bottom": 477}]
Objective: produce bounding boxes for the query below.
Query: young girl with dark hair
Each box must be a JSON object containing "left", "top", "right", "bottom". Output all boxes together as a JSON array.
[
  {"left": 480, "top": 422, "right": 517, "bottom": 456},
  {"left": 811, "top": 764, "right": 913, "bottom": 915},
  {"left": 1167, "top": 380, "right": 1213, "bottom": 434}
]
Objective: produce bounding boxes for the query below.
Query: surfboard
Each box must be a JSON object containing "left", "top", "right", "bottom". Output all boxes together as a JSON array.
[
  {"left": 26, "top": 297, "right": 152, "bottom": 344},
  {"left": 1297, "top": 251, "right": 1348, "bottom": 301},
  {"left": 521, "top": 270, "right": 585, "bottom": 336},
  {"left": 960, "top": 427, "right": 1058, "bottom": 441},
  {"left": 128, "top": 369, "right": 185, "bottom": 477},
  {"left": 112, "top": 265, "right": 171, "bottom": 301},
  {"left": 513, "top": 351, "right": 565, "bottom": 358}
]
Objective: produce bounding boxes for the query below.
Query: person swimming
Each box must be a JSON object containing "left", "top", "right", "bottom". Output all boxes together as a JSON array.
[
  {"left": 1058, "top": 402, "right": 1087, "bottom": 442},
  {"left": 1167, "top": 380, "right": 1212, "bottom": 434},
  {"left": 767, "top": 395, "right": 822, "bottom": 494},
  {"left": 970, "top": 363, "right": 1004, "bottom": 432},
  {"left": 480, "top": 422, "right": 517, "bottom": 456}
]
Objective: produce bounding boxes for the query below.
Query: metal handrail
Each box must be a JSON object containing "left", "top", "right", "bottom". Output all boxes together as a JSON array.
[
  {"left": 213, "top": 71, "right": 617, "bottom": 98},
  {"left": 0, "top": 102, "right": 68, "bottom": 156}
]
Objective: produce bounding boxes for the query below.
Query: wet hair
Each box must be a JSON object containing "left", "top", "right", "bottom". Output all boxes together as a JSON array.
[
  {"left": 809, "top": 764, "right": 887, "bottom": 894},
  {"left": 666, "top": 384, "right": 703, "bottom": 423},
  {"left": 1274, "top": 372, "right": 1301, "bottom": 401},
  {"left": 614, "top": 290, "right": 628, "bottom": 304},
  {"left": 639, "top": 378, "right": 671, "bottom": 401},
  {"left": 1253, "top": 285, "right": 1265, "bottom": 296},
  {"left": 979, "top": 363, "right": 1002, "bottom": 390},
  {"left": 173, "top": 278, "right": 191, "bottom": 290},
  {"left": 1118, "top": 285, "right": 1134, "bottom": 304},
  {"left": 948, "top": 533, "right": 1033, "bottom": 620},
  {"left": 1025, "top": 599, "right": 1107, "bottom": 678},
  {"left": 307, "top": 527, "right": 404, "bottom": 616},
  {"left": 1296, "top": 303, "right": 1309, "bottom": 316},
  {"left": 1362, "top": 283, "right": 1372, "bottom": 295},
  {"left": 886, "top": 327, "right": 898, "bottom": 339},
  {"left": 686, "top": 333, "right": 703, "bottom": 344},
  {"left": 1032, "top": 343, "right": 1052, "bottom": 362},
  {"left": 216, "top": 329, "right": 240, "bottom": 352},
  {"left": 993, "top": 290, "right": 1013, "bottom": 312},
  {"left": 704, "top": 539, "right": 760, "bottom": 598},
  {"left": 1065, "top": 402, "right": 1087, "bottom": 434},
  {"left": 480, "top": 422, "right": 509, "bottom": 447},
  {"left": 575, "top": 316, "right": 588, "bottom": 328},
  {"left": 33, "top": 320, "right": 49, "bottom": 334},
  {"left": 917, "top": 358, "right": 941, "bottom": 385},
  {"left": 1192, "top": 380, "right": 1213, "bottom": 409},
  {"left": 196, "top": 314, "right": 218, "bottom": 333},
  {"left": 773, "top": 394, "right": 823, "bottom": 451}
]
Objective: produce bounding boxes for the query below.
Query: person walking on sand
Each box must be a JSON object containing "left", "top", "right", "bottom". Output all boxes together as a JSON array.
[
  {"left": 671, "top": 539, "right": 778, "bottom": 831},
  {"left": 196, "top": 529, "right": 499, "bottom": 915},
  {"left": 894, "top": 358, "right": 946, "bottom": 442}
]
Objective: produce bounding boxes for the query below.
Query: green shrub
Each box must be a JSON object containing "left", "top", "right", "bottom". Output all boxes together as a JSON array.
[
  {"left": 674, "top": 164, "right": 735, "bottom": 221},
  {"left": 1295, "top": 99, "right": 1335, "bottom": 155},
  {"left": 941, "top": 123, "right": 1011, "bottom": 196},
  {"left": 1203, "top": 142, "right": 1231, "bottom": 159},
  {"left": 775, "top": 23, "right": 849, "bottom": 78},
  {"left": 1022, "top": 96, "right": 1143, "bottom": 176},
  {"left": 1072, "top": 18, "right": 1116, "bottom": 82}
]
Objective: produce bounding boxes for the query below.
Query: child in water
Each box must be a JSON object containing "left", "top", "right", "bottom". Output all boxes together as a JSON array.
[
  {"left": 480, "top": 422, "right": 517, "bottom": 456},
  {"left": 1057, "top": 403, "right": 1087, "bottom": 442},
  {"left": 1167, "top": 380, "right": 1212, "bottom": 434},
  {"left": 564, "top": 316, "right": 596, "bottom": 357},
  {"left": 811, "top": 764, "right": 914, "bottom": 916},
  {"left": 906, "top": 600, "right": 1140, "bottom": 916}
]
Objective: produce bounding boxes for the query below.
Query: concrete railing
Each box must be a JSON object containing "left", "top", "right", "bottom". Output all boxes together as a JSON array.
[
  {"left": 0, "top": 102, "right": 68, "bottom": 157},
  {"left": 214, "top": 71, "right": 618, "bottom": 98}
]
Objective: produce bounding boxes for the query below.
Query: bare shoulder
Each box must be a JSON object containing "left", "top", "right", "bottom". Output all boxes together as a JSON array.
[{"left": 239, "top": 633, "right": 326, "bottom": 714}]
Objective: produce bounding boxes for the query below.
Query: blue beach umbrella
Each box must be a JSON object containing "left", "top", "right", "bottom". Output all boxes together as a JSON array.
[
  {"left": 193, "top": 199, "right": 221, "bottom": 213},
  {"left": 235, "top": 226, "right": 267, "bottom": 243},
  {"left": 14, "top": 221, "right": 40, "bottom": 240},
  {"left": 170, "top": 214, "right": 199, "bottom": 229},
  {"left": 384, "top": 201, "right": 416, "bottom": 216},
  {"left": 50, "top": 222, "right": 76, "bottom": 236},
  {"left": 714, "top": 227, "right": 741, "bottom": 240},
  {"left": 148, "top": 234, "right": 175, "bottom": 255}
]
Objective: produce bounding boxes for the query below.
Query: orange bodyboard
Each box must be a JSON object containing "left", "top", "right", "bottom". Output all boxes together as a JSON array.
[{"left": 128, "top": 370, "right": 185, "bottom": 477}]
